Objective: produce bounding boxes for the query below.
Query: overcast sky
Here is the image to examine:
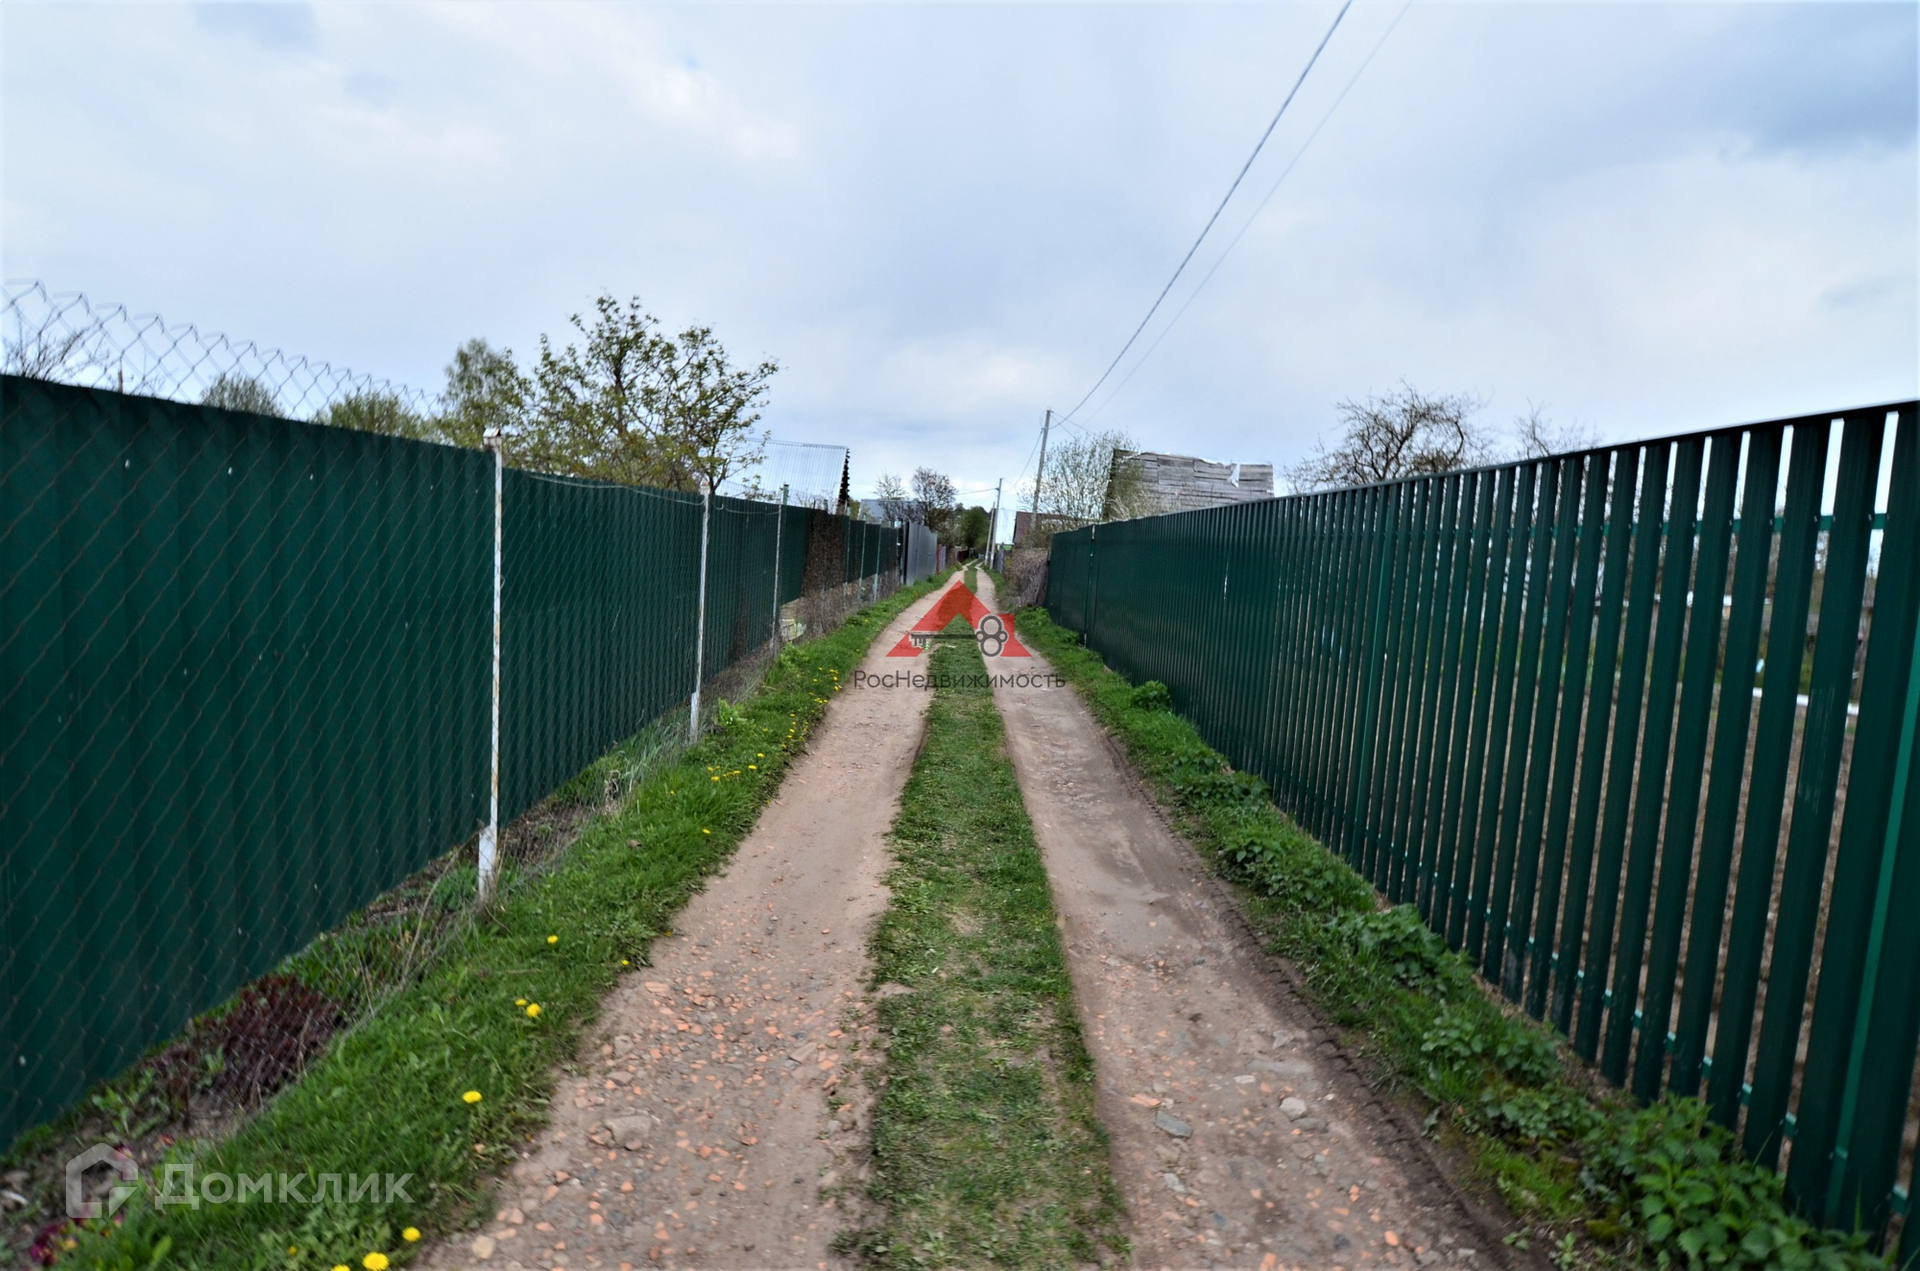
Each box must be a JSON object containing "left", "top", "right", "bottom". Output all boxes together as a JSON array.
[{"left": 5, "top": 1, "right": 1914, "bottom": 517}]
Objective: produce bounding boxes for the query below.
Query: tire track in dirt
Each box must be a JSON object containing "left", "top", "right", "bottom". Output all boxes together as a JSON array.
[
  {"left": 422, "top": 578, "right": 958, "bottom": 1271},
  {"left": 982, "top": 582, "right": 1503, "bottom": 1271}
]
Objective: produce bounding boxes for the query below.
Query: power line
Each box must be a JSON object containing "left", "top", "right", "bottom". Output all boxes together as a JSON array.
[
  {"left": 1058, "top": 0, "right": 1354, "bottom": 425},
  {"left": 1081, "top": 0, "right": 1411, "bottom": 425}
]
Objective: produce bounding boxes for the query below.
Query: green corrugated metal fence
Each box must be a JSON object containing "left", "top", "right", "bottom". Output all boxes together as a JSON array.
[
  {"left": 0, "top": 376, "right": 890, "bottom": 1148},
  {"left": 1048, "top": 401, "right": 1920, "bottom": 1257}
]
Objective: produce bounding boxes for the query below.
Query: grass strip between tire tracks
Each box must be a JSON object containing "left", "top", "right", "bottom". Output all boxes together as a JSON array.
[
  {"left": 1014, "top": 605, "right": 1892, "bottom": 1271},
  {"left": 66, "top": 575, "right": 947, "bottom": 1271},
  {"left": 840, "top": 612, "right": 1129, "bottom": 1270}
]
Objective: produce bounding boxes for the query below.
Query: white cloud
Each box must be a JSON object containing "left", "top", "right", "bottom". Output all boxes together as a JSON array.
[{"left": 4, "top": 1, "right": 1912, "bottom": 501}]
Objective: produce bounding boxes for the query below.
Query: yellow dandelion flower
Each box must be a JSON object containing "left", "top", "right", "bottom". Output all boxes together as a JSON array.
[
  {"left": 621, "top": 958, "right": 631, "bottom": 966},
  {"left": 403, "top": 1227, "right": 421, "bottom": 1242},
  {"left": 463, "top": 1090, "right": 483, "bottom": 1104},
  {"left": 748, "top": 764, "right": 757, "bottom": 770},
  {"left": 526, "top": 1003, "right": 542, "bottom": 1018},
  {"left": 334, "top": 1265, "right": 351, "bottom": 1271},
  {"left": 363, "top": 1256, "right": 390, "bottom": 1271},
  {"left": 702, "top": 828, "right": 711, "bottom": 835},
  {"left": 289, "top": 1247, "right": 299, "bottom": 1256},
  {"left": 515, "top": 998, "right": 527, "bottom": 1006},
  {"left": 547, "top": 934, "right": 559, "bottom": 944}
]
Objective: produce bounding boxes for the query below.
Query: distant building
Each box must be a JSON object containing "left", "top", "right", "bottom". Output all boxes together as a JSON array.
[
  {"left": 1104, "top": 450, "right": 1274, "bottom": 519},
  {"left": 1012, "top": 510, "right": 1083, "bottom": 546}
]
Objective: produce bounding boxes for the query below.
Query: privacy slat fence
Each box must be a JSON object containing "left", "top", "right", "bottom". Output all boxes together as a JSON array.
[
  {"left": 0, "top": 375, "right": 905, "bottom": 1148},
  {"left": 1049, "top": 401, "right": 1920, "bottom": 1258}
]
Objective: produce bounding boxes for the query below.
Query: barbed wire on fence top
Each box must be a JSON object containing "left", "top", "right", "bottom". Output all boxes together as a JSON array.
[
  {"left": 2, "top": 282, "right": 861, "bottom": 513},
  {"left": 2, "top": 280, "right": 436, "bottom": 421}
]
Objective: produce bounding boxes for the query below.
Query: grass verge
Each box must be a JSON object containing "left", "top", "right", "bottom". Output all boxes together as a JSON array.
[
  {"left": 839, "top": 622, "right": 1128, "bottom": 1269},
  {"left": 1014, "top": 605, "right": 1890, "bottom": 1271},
  {"left": 64, "top": 574, "right": 946, "bottom": 1271}
]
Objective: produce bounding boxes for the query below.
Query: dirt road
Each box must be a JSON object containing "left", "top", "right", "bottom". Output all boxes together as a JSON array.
[
  {"left": 983, "top": 581, "right": 1497, "bottom": 1271},
  {"left": 423, "top": 579, "right": 955, "bottom": 1271}
]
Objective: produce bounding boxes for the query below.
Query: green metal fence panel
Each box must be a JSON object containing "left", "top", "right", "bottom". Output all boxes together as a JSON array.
[
  {"left": 501, "top": 473, "right": 696, "bottom": 822},
  {"left": 780, "top": 504, "right": 812, "bottom": 603},
  {"left": 2, "top": 376, "right": 491, "bottom": 1148},
  {"left": 1421, "top": 473, "right": 1480, "bottom": 922},
  {"left": 1747, "top": 411, "right": 1886, "bottom": 1169},
  {"left": 1601, "top": 437, "right": 1700, "bottom": 1085},
  {"left": 1709, "top": 418, "right": 1830, "bottom": 1129},
  {"left": 2, "top": 376, "right": 825, "bottom": 1149},
  {"left": 1670, "top": 426, "right": 1782, "bottom": 1097},
  {"left": 1045, "top": 400, "right": 1920, "bottom": 1249},
  {"left": 1795, "top": 404, "right": 1920, "bottom": 1226},
  {"left": 1552, "top": 449, "right": 1635, "bottom": 1036},
  {"left": 1502, "top": 455, "right": 1583, "bottom": 1000},
  {"left": 1404, "top": 475, "right": 1462, "bottom": 912},
  {"left": 1577, "top": 443, "right": 1668, "bottom": 1062},
  {"left": 1630, "top": 433, "right": 1737, "bottom": 1098},
  {"left": 1485, "top": 463, "right": 1554, "bottom": 982}
]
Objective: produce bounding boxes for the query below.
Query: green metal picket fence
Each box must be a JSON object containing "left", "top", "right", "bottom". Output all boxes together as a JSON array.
[
  {"left": 1049, "top": 401, "right": 1920, "bottom": 1256},
  {"left": 0, "top": 374, "right": 902, "bottom": 1149}
]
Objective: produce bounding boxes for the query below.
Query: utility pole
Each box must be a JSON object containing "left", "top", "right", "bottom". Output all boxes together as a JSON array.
[
  {"left": 1031, "top": 409, "right": 1052, "bottom": 545},
  {"left": 989, "top": 478, "right": 1002, "bottom": 570}
]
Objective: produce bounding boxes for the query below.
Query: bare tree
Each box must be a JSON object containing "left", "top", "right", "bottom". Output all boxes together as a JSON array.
[
  {"left": 1511, "top": 401, "right": 1601, "bottom": 459},
  {"left": 911, "top": 468, "right": 959, "bottom": 540},
  {"left": 869, "top": 472, "right": 918, "bottom": 523},
  {"left": 1287, "top": 384, "right": 1494, "bottom": 492},
  {"left": 4, "top": 310, "right": 106, "bottom": 381}
]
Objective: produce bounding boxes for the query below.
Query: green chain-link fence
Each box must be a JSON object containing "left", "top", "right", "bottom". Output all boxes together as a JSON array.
[
  {"left": 1, "top": 370, "right": 906, "bottom": 1154},
  {"left": 1049, "top": 401, "right": 1920, "bottom": 1258}
]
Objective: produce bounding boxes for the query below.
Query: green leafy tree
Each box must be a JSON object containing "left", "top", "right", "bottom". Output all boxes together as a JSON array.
[
  {"left": 655, "top": 323, "right": 776, "bottom": 493},
  {"left": 438, "top": 338, "right": 530, "bottom": 449},
  {"left": 955, "top": 505, "right": 990, "bottom": 553},
  {"left": 525, "top": 295, "right": 774, "bottom": 492},
  {"left": 201, "top": 374, "right": 280, "bottom": 416},
  {"left": 317, "top": 390, "right": 430, "bottom": 440}
]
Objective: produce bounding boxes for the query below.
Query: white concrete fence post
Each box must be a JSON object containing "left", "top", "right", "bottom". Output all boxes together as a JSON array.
[
  {"left": 771, "top": 483, "right": 788, "bottom": 648},
  {"left": 478, "top": 430, "right": 504, "bottom": 901},
  {"left": 690, "top": 482, "right": 712, "bottom": 741}
]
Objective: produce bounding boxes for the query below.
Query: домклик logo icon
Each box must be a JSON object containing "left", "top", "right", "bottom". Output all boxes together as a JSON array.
[{"left": 65, "top": 1144, "right": 138, "bottom": 1220}]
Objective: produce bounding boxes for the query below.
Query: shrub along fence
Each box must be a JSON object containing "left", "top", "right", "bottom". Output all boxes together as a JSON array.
[
  {"left": 1048, "top": 401, "right": 1920, "bottom": 1258},
  {"left": 0, "top": 374, "right": 906, "bottom": 1149}
]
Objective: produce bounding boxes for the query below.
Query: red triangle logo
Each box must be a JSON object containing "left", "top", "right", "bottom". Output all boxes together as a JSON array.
[{"left": 887, "top": 581, "right": 1031, "bottom": 658}]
